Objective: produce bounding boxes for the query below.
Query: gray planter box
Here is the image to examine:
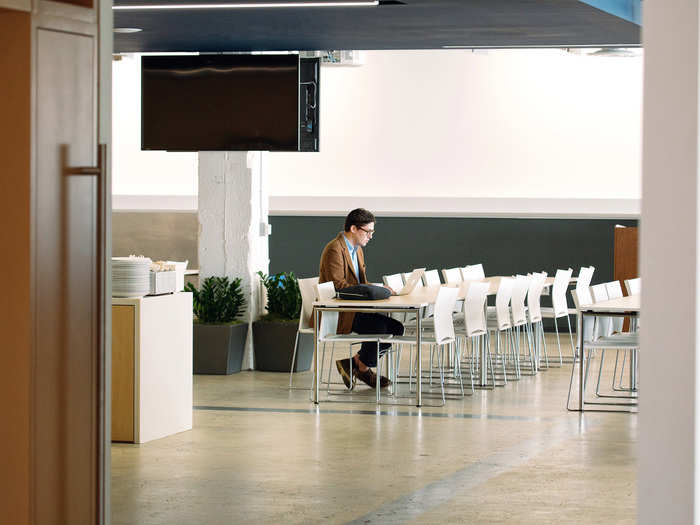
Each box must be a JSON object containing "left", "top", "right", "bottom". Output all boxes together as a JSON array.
[
  {"left": 253, "top": 321, "right": 314, "bottom": 372},
  {"left": 193, "top": 322, "right": 248, "bottom": 374}
]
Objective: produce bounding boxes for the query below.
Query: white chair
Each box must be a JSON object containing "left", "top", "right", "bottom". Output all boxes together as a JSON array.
[
  {"left": 383, "top": 273, "right": 404, "bottom": 292},
  {"left": 540, "top": 268, "right": 575, "bottom": 366},
  {"left": 421, "top": 269, "right": 442, "bottom": 322},
  {"left": 604, "top": 281, "right": 625, "bottom": 334},
  {"left": 442, "top": 267, "right": 464, "bottom": 316},
  {"left": 566, "top": 287, "right": 639, "bottom": 412},
  {"left": 568, "top": 266, "right": 595, "bottom": 314},
  {"left": 486, "top": 277, "right": 515, "bottom": 385},
  {"left": 460, "top": 264, "right": 485, "bottom": 281},
  {"left": 457, "top": 280, "right": 493, "bottom": 391},
  {"left": 381, "top": 286, "right": 460, "bottom": 405},
  {"left": 423, "top": 269, "right": 442, "bottom": 286},
  {"left": 510, "top": 274, "right": 536, "bottom": 376},
  {"left": 402, "top": 272, "right": 424, "bottom": 290},
  {"left": 625, "top": 277, "right": 641, "bottom": 296},
  {"left": 441, "top": 267, "right": 463, "bottom": 284},
  {"left": 314, "top": 281, "right": 393, "bottom": 400},
  {"left": 289, "top": 276, "right": 319, "bottom": 390},
  {"left": 526, "top": 271, "right": 549, "bottom": 370},
  {"left": 624, "top": 277, "right": 641, "bottom": 332},
  {"left": 596, "top": 281, "right": 638, "bottom": 395}
]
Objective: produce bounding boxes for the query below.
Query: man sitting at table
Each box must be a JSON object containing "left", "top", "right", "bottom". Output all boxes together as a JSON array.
[{"left": 319, "top": 208, "right": 404, "bottom": 390}]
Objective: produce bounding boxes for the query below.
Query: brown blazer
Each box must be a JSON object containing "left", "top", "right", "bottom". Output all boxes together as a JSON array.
[{"left": 319, "top": 232, "right": 368, "bottom": 334}]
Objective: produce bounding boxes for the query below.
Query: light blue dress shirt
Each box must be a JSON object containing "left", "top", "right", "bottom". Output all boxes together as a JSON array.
[{"left": 343, "top": 234, "right": 360, "bottom": 281}]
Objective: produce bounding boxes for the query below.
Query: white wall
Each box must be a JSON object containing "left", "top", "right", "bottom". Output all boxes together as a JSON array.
[
  {"left": 112, "top": 49, "right": 642, "bottom": 214},
  {"left": 112, "top": 54, "right": 197, "bottom": 196},
  {"left": 269, "top": 49, "right": 642, "bottom": 199}
]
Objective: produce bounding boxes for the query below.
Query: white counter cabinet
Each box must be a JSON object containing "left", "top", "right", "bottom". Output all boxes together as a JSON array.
[{"left": 112, "top": 293, "right": 193, "bottom": 443}]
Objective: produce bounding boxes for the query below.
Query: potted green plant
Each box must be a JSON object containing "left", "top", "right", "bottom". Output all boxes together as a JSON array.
[
  {"left": 186, "top": 276, "right": 247, "bottom": 374},
  {"left": 253, "top": 271, "right": 313, "bottom": 372}
]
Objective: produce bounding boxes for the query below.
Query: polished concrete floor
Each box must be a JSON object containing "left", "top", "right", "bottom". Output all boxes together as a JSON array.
[{"left": 111, "top": 334, "right": 637, "bottom": 524}]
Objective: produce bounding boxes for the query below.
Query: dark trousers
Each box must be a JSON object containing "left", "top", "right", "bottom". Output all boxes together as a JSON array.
[{"left": 351, "top": 313, "right": 404, "bottom": 368}]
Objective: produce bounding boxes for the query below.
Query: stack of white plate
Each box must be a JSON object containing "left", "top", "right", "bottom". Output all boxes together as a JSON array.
[{"left": 112, "top": 257, "right": 152, "bottom": 297}]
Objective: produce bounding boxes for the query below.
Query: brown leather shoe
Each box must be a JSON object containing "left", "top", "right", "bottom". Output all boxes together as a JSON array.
[
  {"left": 354, "top": 367, "right": 391, "bottom": 389},
  {"left": 335, "top": 358, "right": 356, "bottom": 390}
]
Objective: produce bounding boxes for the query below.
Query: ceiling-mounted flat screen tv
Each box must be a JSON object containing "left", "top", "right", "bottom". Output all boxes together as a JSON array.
[{"left": 141, "top": 54, "right": 299, "bottom": 151}]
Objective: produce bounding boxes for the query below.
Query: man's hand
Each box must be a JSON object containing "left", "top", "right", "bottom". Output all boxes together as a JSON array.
[{"left": 385, "top": 286, "right": 396, "bottom": 296}]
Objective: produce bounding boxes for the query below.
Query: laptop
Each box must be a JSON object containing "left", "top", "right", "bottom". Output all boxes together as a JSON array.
[{"left": 395, "top": 268, "right": 426, "bottom": 296}]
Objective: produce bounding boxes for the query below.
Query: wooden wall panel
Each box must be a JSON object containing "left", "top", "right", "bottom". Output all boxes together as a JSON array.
[
  {"left": 614, "top": 226, "right": 639, "bottom": 292},
  {"left": 112, "top": 306, "right": 135, "bottom": 442},
  {"left": 0, "top": 9, "right": 32, "bottom": 525}
]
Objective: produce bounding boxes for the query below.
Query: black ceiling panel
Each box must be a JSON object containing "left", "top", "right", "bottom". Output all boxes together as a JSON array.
[{"left": 113, "top": 0, "right": 641, "bottom": 54}]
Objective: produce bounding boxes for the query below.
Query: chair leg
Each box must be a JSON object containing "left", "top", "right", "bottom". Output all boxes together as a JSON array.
[
  {"left": 289, "top": 331, "right": 300, "bottom": 389},
  {"left": 566, "top": 314, "right": 576, "bottom": 361},
  {"left": 552, "top": 318, "right": 563, "bottom": 367},
  {"left": 540, "top": 322, "right": 549, "bottom": 369},
  {"left": 595, "top": 349, "right": 606, "bottom": 396}
]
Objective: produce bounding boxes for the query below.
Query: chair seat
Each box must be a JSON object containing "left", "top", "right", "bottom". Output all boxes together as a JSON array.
[
  {"left": 486, "top": 318, "right": 511, "bottom": 331},
  {"left": 319, "top": 334, "right": 393, "bottom": 343},
  {"left": 585, "top": 334, "right": 639, "bottom": 349},
  {"left": 540, "top": 306, "right": 568, "bottom": 319},
  {"left": 382, "top": 334, "right": 454, "bottom": 346}
]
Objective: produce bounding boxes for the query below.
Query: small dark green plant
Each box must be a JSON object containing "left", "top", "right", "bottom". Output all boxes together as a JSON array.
[
  {"left": 257, "top": 271, "right": 302, "bottom": 321},
  {"left": 185, "top": 276, "right": 246, "bottom": 324}
]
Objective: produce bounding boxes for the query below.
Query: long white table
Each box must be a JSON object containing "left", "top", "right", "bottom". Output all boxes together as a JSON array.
[
  {"left": 574, "top": 294, "right": 641, "bottom": 412},
  {"left": 311, "top": 275, "right": 576, "bottom": 406}
]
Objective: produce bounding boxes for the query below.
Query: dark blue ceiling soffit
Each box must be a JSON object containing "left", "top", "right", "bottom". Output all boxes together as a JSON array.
[
  {"left": 113, "top": 0, "right": 642, "bottom": 54},
  {"left": 577, "top": 0, "right": 641, "bottom": 25}
]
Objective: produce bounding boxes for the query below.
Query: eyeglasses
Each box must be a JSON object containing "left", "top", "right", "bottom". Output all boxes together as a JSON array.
[{"left": 358, "top": 226, "right": 375, "bottom": 236}]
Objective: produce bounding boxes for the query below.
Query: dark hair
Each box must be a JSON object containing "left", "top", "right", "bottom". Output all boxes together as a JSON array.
[{"left": 344, "top": 208, "right": 376, "bottom": 232}]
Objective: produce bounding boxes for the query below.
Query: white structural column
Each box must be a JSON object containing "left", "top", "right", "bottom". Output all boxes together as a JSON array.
[
  {"left": 640, "top": 2, "right": 700, "bottom": 523},
  {"left": 198, "top": 151, "right": 270, "bottom": 369}
]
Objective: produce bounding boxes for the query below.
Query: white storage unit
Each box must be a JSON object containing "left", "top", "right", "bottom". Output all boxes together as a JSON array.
[{"left": 112, "top": 292, "right": 193, "bottom": 443}]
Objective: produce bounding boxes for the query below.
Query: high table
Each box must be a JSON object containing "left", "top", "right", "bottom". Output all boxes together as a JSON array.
[
  {"left": 312, "top": 294, "right": 431, "bottom": 406},
  {"left": 573, "top": 294, "right": 640, "bottom": 412}
]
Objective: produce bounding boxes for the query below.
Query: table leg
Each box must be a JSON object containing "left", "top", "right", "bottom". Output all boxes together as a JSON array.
[
  {"left": 313, "top": 308, "right": 319, "bottom": 404},
  {"left": 480, "top": 335, "right": 488, "bottom": 386},
  {"left": 578, "top": 312, "right": 586, "bottom": 411},
  {"left": 417, "top": 307, "right": 422, "bottom": 407}
]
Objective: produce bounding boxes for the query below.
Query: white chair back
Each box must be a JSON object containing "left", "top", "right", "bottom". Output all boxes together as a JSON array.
[
  {"left": 442, "top": 267, "right": 463, "bottom": 284},
  {"left": 460, "top": 264, "right": 485, "bottom": 281},
  {"left": 604, "top": 280, "right": 624, "bottom": 333},
  {"left": 625, "top": 277, "right": 641, "bottom": 295},
  {"left": 316, "top": 282, "right": 338, "bottom": 339},
  {"left": 298, "top": 276, "right": 319, "bottom": 330},
  {"left": 552, "top": 268, "right": 574, "bottom": 317},
  {"left": 423, "top": 269, "right": 441, "bottom": 286},
  {"left": 494, "top": 277, "right": 515, "bottom": 331},
  {"left": 383, "top": 273, "right": 404, "bottom": 292},
  {"left": 402, "top": 272, "right": 425, "bottom": 289},
  {"left": 510, "top": 274, "right": 530, "bottom": 327},
  {"left": 576, "top": 266, "right": 595, "bottom": 293},
  {"left": 432, "top": 286, "right": 459, "bottom": 344},
  {"left": 571, "top": 288, "right": 595, "bottom": 343},
  {"left": 527, "top": 272, "right": 548, "bottom": 323},
  {"left": 463, "top": 281, "right": 490, "bottom": 337},
  {"left": 590, "top": 283, "right": 612, "bottom": 338}
]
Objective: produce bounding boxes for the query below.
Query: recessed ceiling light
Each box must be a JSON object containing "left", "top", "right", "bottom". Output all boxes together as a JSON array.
[
  {"left": 114, "top": 27, "right": 143, "bottom": 33},
  {"left": 113, "top": 1, "right": 378, "bottom": 9}
]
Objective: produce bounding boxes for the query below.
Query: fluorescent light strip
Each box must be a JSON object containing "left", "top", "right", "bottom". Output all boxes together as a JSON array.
[{"left": 114, "top": 1, "right": 377, "bottom": 9}]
